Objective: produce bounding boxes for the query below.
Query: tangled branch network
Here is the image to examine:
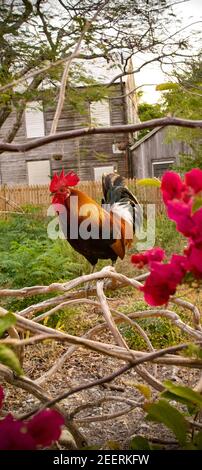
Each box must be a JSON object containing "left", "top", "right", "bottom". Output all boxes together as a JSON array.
[{"left": 0, "top": 264, "right": 202, "bottom": 448}]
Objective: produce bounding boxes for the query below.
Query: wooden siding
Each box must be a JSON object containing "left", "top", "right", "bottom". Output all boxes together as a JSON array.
[
  {"left": 130, "top": 127, "right": 191, "bottom": 178},
  {"left": 0, "top": 83, "right": 130, "bottom": 185},
  {"left": 0, "top": 153, "right": 27, "bottom": 185}
]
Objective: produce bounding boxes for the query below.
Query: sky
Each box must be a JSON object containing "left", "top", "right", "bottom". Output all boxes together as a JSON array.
[{"left": 135, "top": 0, "right": 202, "bottom": 103}]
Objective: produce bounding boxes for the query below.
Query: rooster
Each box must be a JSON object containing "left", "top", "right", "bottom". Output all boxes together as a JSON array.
[{"left": 50, "top": 169, "right": 141, "bottom": 271}]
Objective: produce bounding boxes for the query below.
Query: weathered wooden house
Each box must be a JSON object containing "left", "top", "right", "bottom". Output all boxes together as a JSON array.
[
  {"left": 0, "top": 81, "right": 139, "bottom": 185},
  {"left": 130, "top": 126, "right": 191, "bottom": 178}
]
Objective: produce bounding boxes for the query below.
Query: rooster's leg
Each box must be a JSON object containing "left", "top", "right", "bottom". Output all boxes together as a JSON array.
[
  {"left": 110, "top": 260, "right": 117, "bottom": 289},
  {"left": 90, "top": 264, "right": 96, "bottom": 275},
  {"left": 85, "top": 264, "right": 96, "bottom": 296}
]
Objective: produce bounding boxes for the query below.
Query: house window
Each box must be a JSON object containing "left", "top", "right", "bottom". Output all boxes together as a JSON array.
[
  {"left": 152, "top": 160, "right": 174, "bottom": 178},
  {"left": 25, "top": 101, "right": 45, "bottom": 138},
  {"left": 27, "top": 160, "right": 50, "bottom": 185},
  {"left": 94, "top": 165, "right": 114, "bottom": 181},
  {"left": 90, "top": 100, "right": 110, "bottom": 127}
]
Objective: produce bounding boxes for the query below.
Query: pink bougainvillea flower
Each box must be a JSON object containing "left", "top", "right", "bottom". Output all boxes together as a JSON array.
[
  {"left": 140, "top": 255, "right": 187, "bottom": 306},
  {"left": 185, "top": 168, "right": 202, "bottom": 195},
  {"left": 185, "top": 243, "right": 202, "bottom": 278},
  {"left": 0, "top": 387, "right": 4, "bottom": 409},
  {"left": 170, "top": 253, "right": 188, "bottom": 274},
  {"left": 191, "top": 208, "right": 202, "bottom": 247},
  {"left": 0, "top": 414, "right": 35, "bottom": 450},
  {"left": 0, "top": 410, "right": 64, "bottom": 450},
  {"left": 166, "top": 200, "right": 195, "bottom": 238},
  {"left": 26, "top": 409, "right": 64, "bottom": 447},
  {"left": 161, "top": 171, "right": 185, "bottom": 204},
  {"left": 167, "top": 201, "right": 202, "bottom": 246},
  {"left": 131, "top": 247, "right": 165, "bottom": 268},
  {"left": 161, "top": 168, "right": 202, "bottom": 209},
  {"left": 0, "top": 385, "right": 64, "bottom": 450},
  {"left": 131, "top": 169, "right": 202, "bottom": 307}
]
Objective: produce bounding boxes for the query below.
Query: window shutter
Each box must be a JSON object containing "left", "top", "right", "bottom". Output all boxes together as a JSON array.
[
  {"left": 94, "top": 165, "right": 114, "bottom": 181},
  {"left": 25, "top": 101, "right": 45, "bottom": 138},
  {"left": 27, "top": 160, "right": 50, "bottom": 185},
  {"left": 90, "top": 100, "right": 110, "bottom": 127}
]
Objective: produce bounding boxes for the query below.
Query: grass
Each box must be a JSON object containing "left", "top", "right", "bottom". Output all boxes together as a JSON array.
[
  {"left": 0, "top": 212, "right": 88, "bottom": 311},
  {"left": 155, "top": 213, "right": 185, "bottom": 255}
]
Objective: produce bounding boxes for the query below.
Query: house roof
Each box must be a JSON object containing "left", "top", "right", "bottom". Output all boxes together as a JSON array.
[{"left": 130, "top": 126, "right": 163, "bottom": 150}]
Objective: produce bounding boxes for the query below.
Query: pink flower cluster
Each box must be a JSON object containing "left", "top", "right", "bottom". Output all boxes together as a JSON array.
[
  {"left": 0, "top": 386, "right": 64, "bottom": 450},
  {"left": 131, "top": 168, "right": 202, "bottom": 306}
]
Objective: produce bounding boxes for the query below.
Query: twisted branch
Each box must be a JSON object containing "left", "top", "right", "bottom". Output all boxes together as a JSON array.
[{"left": 0, "top": 118, "right": 202, "bottom": 154}]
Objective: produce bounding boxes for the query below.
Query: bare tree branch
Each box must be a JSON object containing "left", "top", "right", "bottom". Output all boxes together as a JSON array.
[{"left": 0, "top": 117, "right": 201, "bottom": 154}]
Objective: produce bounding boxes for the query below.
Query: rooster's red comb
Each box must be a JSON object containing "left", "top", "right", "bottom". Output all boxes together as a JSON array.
[{"left": 50, "top": 169, "right": 80, "bottom": 192}]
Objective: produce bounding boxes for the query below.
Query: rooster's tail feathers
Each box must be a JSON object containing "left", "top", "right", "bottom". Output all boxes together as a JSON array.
[{"left": 102, "top": 172, "right": 142, "bottom": 233}]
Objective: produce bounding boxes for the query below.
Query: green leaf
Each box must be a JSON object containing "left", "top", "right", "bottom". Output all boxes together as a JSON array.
[
  {"left": 192, "top": 196, "right": 202, "bottom": 213},
  {"left": 0, "top": 312, "right": 16, "bottom": 337},
  {"left": 193, "top": 431, "right": 202, "bottom": 450},
  {"left": 133, "top": 383, "right": 152, "bottom": 400},
  {"left": 150, "top": 443, "right": 163, "bottom": 450},
  {"left": 156, "top": 82, "right": 179, "bottom": 91},
  {"left": 161, "top": 390, "right": 197, "bottom": 415},
  {"left": 105, "top": 440, "right": 121, "bottom": 450},
  {"left": 130, "top": 436, "right": 151, "bottom": 450},
  {"left": 183, "top": 442, "right": 196, "bottom": 450},
  {"left": 0, "top": 345, "right": 23, "bottom": 375},
  {"left": 136, "top": 178, "right": 161, "bottom": 188},
  {"left": 146, "top": 399, "right": 188, "bottom": 446},
  {"left": 163, "top": 380, "right": 202, "bottom": 409},
  {"left": 184, "top": 344, "right": 202, "bottom": 359}
]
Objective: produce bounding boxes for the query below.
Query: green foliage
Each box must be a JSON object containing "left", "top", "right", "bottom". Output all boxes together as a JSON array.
[
  {"left": 0, "top": 312, "right": 16, "bottom": 337},
  {"left": 130, "top": 436, "right": 151, "bottom": 450},
  {"left": 192, "top": 195, "right": 202, "bottom": 213},
  {"left": 137, "top": 102, "right": 165, "bottom": 139},
  {"left": 146, "top": 399, "right": 189, "bottom": 446},
  {"left": 161, "top": 54, "right": 202, "bottom": 171},
  {"left": 162, "top": 57, "right": 202, "bottom": 121},
  {"left": 0, "top": 345, "right": 23, "bottom": 375},
  {"left": 137, "top": 178, "right": 161, "bottom": 188},
  {"left": 120, "top": 316, "right": 182, "bottom": 350},
  {"left": 156, "top": 82, "right": 178, "bottom": 91},
  {"left": 173, "top": 144, "right": 202, "bottom": 173},
  {"left": 162, "top": 380, "right": 202, "bottom": 411},
  {"left": 0, "top": 213, "right": 87, "bottom": 311},
  {"left": 130, "top": 383, "right": 152, "bottom": 400},
  {"left": 184, "top": 344, "right": 202, "bottom": 360},
  {"left": 129, "top": 380, "right": 202, "bottom": 450},
  {"left": 0, "top": 0, "right": 183, "bottom": 140},
  {"left": 155, "top": 213, "right": 184, "bottom": 255}
]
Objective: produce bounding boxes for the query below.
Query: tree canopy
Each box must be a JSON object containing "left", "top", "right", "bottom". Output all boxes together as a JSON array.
[
  {"left": 159, "top": 53, "right": 202, "bottom": 171},
  {"left": 0, "top": 0, "right": 200, "bottom": 145}
]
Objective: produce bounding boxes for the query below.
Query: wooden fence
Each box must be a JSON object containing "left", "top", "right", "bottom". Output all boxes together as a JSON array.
[{"left": 0, "top": 179, "right": 164, "bottom": 215}]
